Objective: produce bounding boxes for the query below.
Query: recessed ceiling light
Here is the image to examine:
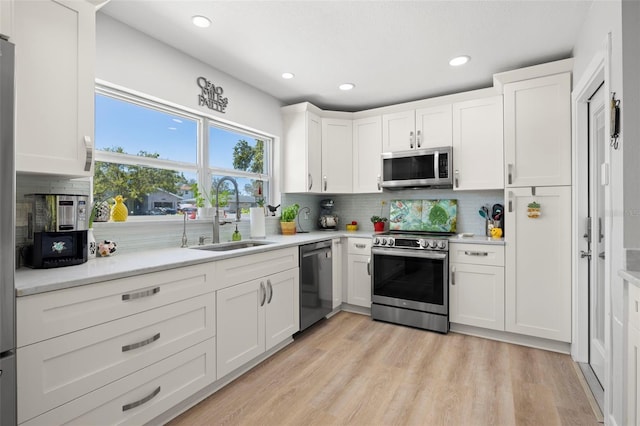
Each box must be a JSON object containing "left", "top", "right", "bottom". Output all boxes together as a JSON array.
[
  {"left": 449, "top": 55, "right": 470, "bottom": 66},
  {"left": 282, "top": 72, "right": 295, "bottom": 79},
  {"left": 192, "top": 15, "right": 211, "bottom": 28},
  {"left": 339, "top": 83, "right": 355, "bottom": 91}
]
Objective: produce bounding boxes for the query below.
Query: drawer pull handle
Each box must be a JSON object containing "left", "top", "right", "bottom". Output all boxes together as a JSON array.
[
  {"left": 355, "top": 243, "right": 367, "bottom": 249},
  {"left": 122, "top": 333, "right": 160, "bottom": 352},
  {"left": 260, "top": 282, "right": 266, "bottom": 307},
  {"left": 122, "top": 287, "right": 160, "bottom": 301},
  {"left": 122, "top": 386, "right": 161, "bottom": 412},
  {"left": 464, "top": 251, "right": 488, "bottom": 257},
  {"left": 267, "top": 279, "right": 273, "bottom": 304}
]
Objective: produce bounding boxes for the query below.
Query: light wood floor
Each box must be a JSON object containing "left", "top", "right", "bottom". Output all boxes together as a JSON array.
[{"left": 167, "top": 312, "right": 600, "bottom": 426}]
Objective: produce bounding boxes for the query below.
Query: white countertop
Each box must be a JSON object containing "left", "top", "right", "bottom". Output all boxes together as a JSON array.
[
  {"left": 15, "top": 230, "right": 503, "bottom": 297},
  {"left": 619, "top": 269, "right": 640, "bottom": 289}
]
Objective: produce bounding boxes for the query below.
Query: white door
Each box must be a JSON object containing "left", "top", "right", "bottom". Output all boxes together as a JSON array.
[
  {"left": 352, "top": 116, "right": 383, "bottom": 193},
  {"left": 415, "top": 104, "right": 453, "bottom": 149},
  {"left": 587, "top": 84, "right": 607, "bottom": 386},
  {"left": 347, "top": 254, "right": 371, "bottom": 308},
  {"left": 321, "top": 118, "right": 353, "bottom": 193},
  {"left": 382, "top": 110, "right": 415, "bottom": 152},
  {"left": 264, "top": 269, "right": 299, "bottom": 351}
]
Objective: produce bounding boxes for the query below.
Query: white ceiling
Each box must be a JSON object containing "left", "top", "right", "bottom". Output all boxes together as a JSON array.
[{"left": 99, "top": 0, "right": 593, "bottom": 112}]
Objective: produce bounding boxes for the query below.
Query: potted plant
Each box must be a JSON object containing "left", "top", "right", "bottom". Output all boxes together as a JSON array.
[
  {"left": 192, "top": 183, "right": 215, "bottom": 219},
  {"left": 371, "top": 215, "right": 388, "bottom": 233},
  {"left": 280, "top": 203, "right": 299, "bottom": 235}
]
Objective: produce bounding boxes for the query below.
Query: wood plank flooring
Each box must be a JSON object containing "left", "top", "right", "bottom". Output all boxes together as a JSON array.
[{"left": 167, "top": 312, "right": 600, "bottom": 426}]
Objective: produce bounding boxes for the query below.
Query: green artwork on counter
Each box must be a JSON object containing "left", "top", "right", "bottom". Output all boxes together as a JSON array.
[{"left": 389, "top": 199, "right": 457, "bottom": 232}]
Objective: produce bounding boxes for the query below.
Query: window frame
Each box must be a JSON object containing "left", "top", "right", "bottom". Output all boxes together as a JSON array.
[{"left": 94, "top": 84, "right": 273, "bottom": 220}]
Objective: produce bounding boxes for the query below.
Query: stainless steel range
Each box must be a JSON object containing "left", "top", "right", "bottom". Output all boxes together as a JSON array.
[{"left": 370, "top": 232, "right": 449, "bottom": 333}]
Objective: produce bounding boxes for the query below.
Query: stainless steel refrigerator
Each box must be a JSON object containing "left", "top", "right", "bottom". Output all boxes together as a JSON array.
[{"left": 0, "top": 36, "right": 16, "bottom": 426}]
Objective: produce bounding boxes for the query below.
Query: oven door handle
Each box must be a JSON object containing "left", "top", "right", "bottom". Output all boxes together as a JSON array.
[
  {"left": 367, "top": 257, "right": 371, "bottom": 275},
  {"left": 371, "top": 247, "right": 448, "bottom": 260}
]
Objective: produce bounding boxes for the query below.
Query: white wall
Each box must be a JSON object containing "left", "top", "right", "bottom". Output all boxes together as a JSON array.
[
  {"left": 572, "top": 1, "right": 627, "bottom": 424},
  {"left": 95, "top": 13, "right": 283, "bottom": 137}
]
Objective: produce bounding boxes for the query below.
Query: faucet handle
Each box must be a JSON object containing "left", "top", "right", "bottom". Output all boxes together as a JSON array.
[{"left": 198, "top": 235, "right": 211, "bottom": 245}]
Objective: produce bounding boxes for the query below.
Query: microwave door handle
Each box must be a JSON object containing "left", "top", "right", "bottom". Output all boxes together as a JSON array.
[{"left": 434, "top": 151, "right": 440, "bottom": 183}]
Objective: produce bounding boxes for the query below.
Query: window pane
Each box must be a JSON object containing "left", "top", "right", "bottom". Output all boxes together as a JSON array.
[
  {"left": 209, "top": 126, "right": 265, "bottom": 173},
  {"left": 96, "top": 94, "right": 198, "bottom": 164},
  {"left": 211, "top": 175, "right": 267, "bottom": 217},
  {"left": 94, "top": 160, "right": 196, "bottom": 216}
]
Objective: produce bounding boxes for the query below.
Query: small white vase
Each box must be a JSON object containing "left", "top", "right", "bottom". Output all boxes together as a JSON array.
[
  {"left": 250, "top": 207, "right": 266, "bottom": 238},
  {"left": 87, "top": 228, "right": 97, "bottom": 259},
  {"left": 197, "top": 207, "right": 215, "bottom": 220}
]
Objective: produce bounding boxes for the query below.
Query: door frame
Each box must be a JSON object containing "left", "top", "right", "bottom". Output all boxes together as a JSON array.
[{"left": 571, "top": 32, "right": 612, "bottom": 396}]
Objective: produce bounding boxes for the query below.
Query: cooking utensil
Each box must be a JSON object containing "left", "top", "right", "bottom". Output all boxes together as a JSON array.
[{"left": 491, "top": 203, "right": 504, "bottom": 221}]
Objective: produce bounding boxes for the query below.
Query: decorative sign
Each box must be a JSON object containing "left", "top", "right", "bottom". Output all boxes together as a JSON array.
[{"left": 197, "top": 76, "right": 228, "bottom": 113}]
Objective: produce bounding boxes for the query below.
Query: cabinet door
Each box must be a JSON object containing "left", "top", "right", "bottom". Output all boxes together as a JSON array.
[
  {"left": 282, "top": 110, "right": 321, "bottom": 193},
  {"left": 332, "top": 238, "right": 343, "bottom": 309},
  {"left": 0, "top": 0, "right": 13, "bottom": 39},
  {"left": 321, "top": 118, "right": 353, "bottom": 193},
  {"left": 504, "top": 73, "right": 571, "bottom": 187},
  {"left": 347, "top": 254, "right": 371, "bottom": 308},
  {"left": 453, "top": 96, "right": 504, "bottom": 190},
  {"left": 415, "top": 104, "right": 453, "bottom": 149},
  {"left": 450, "top": 263, "right": 505, "bottom": 331},
  {"left": 216, "top": 280, "right": 265, "bottom": 378},
  {"left": 264, "top": 268, "right": 299, "bottom": 351},
  {"left": 14, "top": 0, "right": 95, "bottom": 176},
  {"left": 352, "top": 116, "right": 382, "bottom": 193},
  {"left": 382, "top": 110, "right": 415, "bottom": 152},
  {"left": 504, "top": 186, "right": 571, "bottom": 341},
  {"left": 628, "top": 324, "right": 640, "bottom": 426}
]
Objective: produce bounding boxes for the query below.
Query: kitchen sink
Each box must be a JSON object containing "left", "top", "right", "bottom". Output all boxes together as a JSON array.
[{"left": 190, "top": 240, "right": 275, "bottom": 252}]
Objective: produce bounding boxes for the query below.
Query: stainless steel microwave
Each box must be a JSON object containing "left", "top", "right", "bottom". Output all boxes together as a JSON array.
[{"left": 381, "top": 147, "right": 453, "bottom": 189}]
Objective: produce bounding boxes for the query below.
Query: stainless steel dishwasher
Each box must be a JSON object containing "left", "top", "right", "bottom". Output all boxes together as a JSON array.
[{"left": 299, "top": 240, "right": 333, "bottom": 332}]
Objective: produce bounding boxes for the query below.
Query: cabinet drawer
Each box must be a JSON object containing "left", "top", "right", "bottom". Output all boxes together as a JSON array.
[
  {"left": 347, "top": 238, "right": 372, "bottom": 255},
  {"left": 17, "top": 263, "right": 212, "bottom": 347},
  {"left": 450, "top": 243, "right": 504, "bottom": 267},
  {"left": 18, "top": 293, "right": 215, "bottom": 424},
  {"left": 21, "top": 339, "right": 215, "bottom": 426},
  {"left": 216, "top": 247, "right": 298, "bottom": 289},
  {"left": 630, "top": 283, "right": 640, "bottom": 331}
]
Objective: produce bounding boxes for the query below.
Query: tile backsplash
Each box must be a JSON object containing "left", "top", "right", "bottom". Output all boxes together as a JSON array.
[{"left": 15, "top": 174, "right": 504, "bottom": 258}]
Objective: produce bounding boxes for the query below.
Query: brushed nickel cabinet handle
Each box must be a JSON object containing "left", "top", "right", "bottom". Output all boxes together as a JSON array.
[
  {"left": 416, "top": 130, "right": 422, "bottom": 148},
  {"left": 377, "top": 174, "right": 381, "bottom": 191},
  {"left": 409, "top": 131, "right": 414, "bottom": 149},
  {"left": 122, "top": 287, "right": 160, "bottom": 301},
  {"left": 122, "top": 386, "right": 161, "bottom": 412},
  {"left": 464, "top": 251, "right": 488, "bottom": 257},
  {"left": 267, "top": 279, "right": 273, "bottom": 304},
  {"left": 455, "top": 170, "right": 460, "bottom": 188},
  {"left": 323, "top": 175, "right": 327, "bottom": 191},
  {"left": 84, "top": 136, "right": 93, "bottom": 172},
  {"left": 507, "top": 163, "right": 513, "bottom": 185},
  {"left": 355, "top": 243, "right": 366, "bottom": 249},
  {"left": 451, "top": 266, "right": 456, "bottom": 285},
  {"left": 122, "top": 333, "right": 160, "bottom": 352},
  {"left": 260, "top": 282, "right": 266, "bottom": 306},
  {"left": 367, "top": 258, "right": 371, "bottom": 276},
  {"left": 308, "top": 173, "right": 313, "bottom": 191}
]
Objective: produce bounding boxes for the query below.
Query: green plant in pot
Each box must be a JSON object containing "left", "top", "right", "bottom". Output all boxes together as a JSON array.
[
  {"left": 280, "top": 203, "right": 299, "bottom": 235},
  {"left": 371, "top": 215, "right": 388, "bottom": 232}
]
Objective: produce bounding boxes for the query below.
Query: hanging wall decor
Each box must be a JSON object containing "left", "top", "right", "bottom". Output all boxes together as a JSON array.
[{"left": 197, "top": 76, "right": 229, "bottom": 113}]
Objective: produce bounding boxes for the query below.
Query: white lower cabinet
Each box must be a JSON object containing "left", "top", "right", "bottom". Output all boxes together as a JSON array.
[
  {"left": 449, "top": 243, "right": 505, "bottom": 331},
  {"left": 332, "top": 238, "right": 343, "bottom": 309},
  {"left": 216, "top": 268, "right": 299, "bottom": 378},
  {"left": 346, "top": 238, "right": 372, "bottom": 308},
  {"left": 628, "top": 283, "right": 640, "bottom": 426},
  {"left": 21, "top": 339, "right": 215, "bottom": 426}
]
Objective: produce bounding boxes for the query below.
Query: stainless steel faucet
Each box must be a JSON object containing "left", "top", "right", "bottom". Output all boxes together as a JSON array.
[{"left": 213, "top": 176, "right": 241, "bottom": 243}]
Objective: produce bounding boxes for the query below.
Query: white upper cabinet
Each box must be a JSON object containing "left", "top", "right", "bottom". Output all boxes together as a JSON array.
[
  {"left": 382, "top": 105, "right": 452, "bottom": 153},
  {"left": 352, "top": 116, "right": 382, "bottom": 193},
  {"left": 0, "top": 0, "right": 13, "bottom": 39},
  {"left": 321, "top": 118, "right": 353, "bottom": 193},
  {"left": 14, "top": 0, "right": 95, "bottom": 177},
  {"left": 282, "top": 108, "right": 322, "bottom": 193},
  {"left": 452, "top": 96, "right": 504, "bottom": 190},
  {"left": 503, "top": 72, "right": 571, "bottom": 187}
]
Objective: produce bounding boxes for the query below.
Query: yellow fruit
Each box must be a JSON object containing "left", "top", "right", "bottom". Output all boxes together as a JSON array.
[{"left": 111, "top": 195, "right": 128, "bottom": 222}]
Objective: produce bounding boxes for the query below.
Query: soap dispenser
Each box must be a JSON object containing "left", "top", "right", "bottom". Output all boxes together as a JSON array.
[{"left": 232, "top": 224, "right": 242, "bottom": 241}]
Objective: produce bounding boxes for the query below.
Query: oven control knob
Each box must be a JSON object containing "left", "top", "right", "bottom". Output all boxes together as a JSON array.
[
  {"left": 437, "top": 240, "right": 447, "bottom": 249},
  {"left": 428, "top": 240, "right": 437, "bottom": 248},
  {"left": 379, "top": 238, "right": 386, "bottom": 246},
  {"left": 387, "top": 238, "right": 395, "bottom": 247},
  {"left": 418, "top": 239, "right": 427, "bottom": 248},
  {"left": 373, "top": 237, "right": 380, "bottom": 246}
]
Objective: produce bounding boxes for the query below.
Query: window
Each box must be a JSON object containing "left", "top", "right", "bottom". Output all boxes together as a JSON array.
[{"left": 94, "top": 86, "right": 272, "bottom": 219}]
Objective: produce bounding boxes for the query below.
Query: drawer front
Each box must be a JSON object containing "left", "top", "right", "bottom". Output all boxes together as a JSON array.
[
  {"left": 450, "top": 243, "right": 504, "bottom": 267},
  {"left": 347, "top": 238, "right": 372, "bottom": 255},
  {"left": 17, "top": 263, "right": 213, "bottom": 347},
  {"left": 21, "top": 339, "right": 216, "bottom": 426},
  {"left": 216, "top": 247, "right": 298, "bottom": 289},
  {"left": 630, "top": 283, "right": 640, "bottom": 331},
  {"left": 18, "top": 294, "right": 215, "bottom": 424}
]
